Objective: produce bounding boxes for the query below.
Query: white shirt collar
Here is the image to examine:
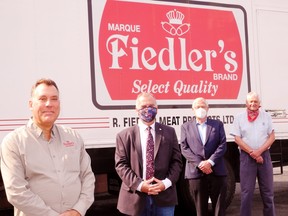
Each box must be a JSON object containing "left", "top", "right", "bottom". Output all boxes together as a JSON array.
[{"left": 138, "top": 120, "right": 155, "bottom": 131}]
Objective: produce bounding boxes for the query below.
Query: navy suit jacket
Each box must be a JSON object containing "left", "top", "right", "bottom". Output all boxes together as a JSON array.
[
  {"left": 180, "top": 119, "right": 227, "bottom": 179},
  {"left": 115, "top": 122, "right": 183, "bottom": 216}
]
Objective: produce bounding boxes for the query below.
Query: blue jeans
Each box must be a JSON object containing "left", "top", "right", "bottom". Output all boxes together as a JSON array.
[{"left": 140, "top": 196, "right": 175, "bottom": 216}]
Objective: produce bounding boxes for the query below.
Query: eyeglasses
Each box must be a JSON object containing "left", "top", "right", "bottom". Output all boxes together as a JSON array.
[{"left": 139, "top": 105, "right": 156, "bottom": 110}]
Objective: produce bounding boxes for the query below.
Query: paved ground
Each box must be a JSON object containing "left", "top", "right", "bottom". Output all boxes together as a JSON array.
[
  {"left": 1, "top": 166, "right": 287, "bottom": 216},
  {"left": 86, "top": 165, "right": 288, "bottom": 216},
  {"left": 226, "top": 165, "right": 288, "bottom": 216}
]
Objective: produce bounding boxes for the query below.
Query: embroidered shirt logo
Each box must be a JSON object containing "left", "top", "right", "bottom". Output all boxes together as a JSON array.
[{"left": 63, "top": 141, "right": 75, "bottom": 147}]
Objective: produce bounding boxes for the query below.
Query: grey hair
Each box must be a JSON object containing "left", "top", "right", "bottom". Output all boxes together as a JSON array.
[
  {"left": 135, "top": 92, "right": 157, "bottom": 109},
  {"left": 192, "top": 97, "right": 209, "bottom": 109},
  {"left": 246, "top": 91, "right": 261, "bottom": 102}
]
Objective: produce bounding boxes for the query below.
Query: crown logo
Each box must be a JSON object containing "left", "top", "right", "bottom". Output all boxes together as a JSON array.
[
  {"left": 166, "top": 9, "right": 184, "bottom": 25},
  {"left": 161, "top": 9, "right": 190, "bottom": 36}
]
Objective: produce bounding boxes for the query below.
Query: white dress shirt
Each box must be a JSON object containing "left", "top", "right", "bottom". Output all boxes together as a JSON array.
[{"left": 137, "top": 120, "right": 172, "bottom": 191}]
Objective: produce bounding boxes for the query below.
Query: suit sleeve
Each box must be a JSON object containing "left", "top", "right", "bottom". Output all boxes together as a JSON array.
[
  {"left": 180, "top": 123, "right": 202, "bottom": 165},
  {"left": 115, "top": 132, "right": 142, "bottom": 192},
  {"left": 166, "top": 128, "right": 183, "bottom": 184}
]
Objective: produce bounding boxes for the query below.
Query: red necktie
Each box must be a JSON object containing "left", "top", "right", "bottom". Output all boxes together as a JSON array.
[{"left": 146, "top": 127, "right": 154, "bottom": 180}]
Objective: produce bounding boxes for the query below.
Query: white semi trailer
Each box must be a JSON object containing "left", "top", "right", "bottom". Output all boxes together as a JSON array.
[{"left": 1, "top": 0, "right": 288, "bottom": 214}]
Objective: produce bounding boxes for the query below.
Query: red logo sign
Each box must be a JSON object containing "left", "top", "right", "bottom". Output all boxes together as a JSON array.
[{"left": 89, "top": 0, "right": 249, "bottom": 108}]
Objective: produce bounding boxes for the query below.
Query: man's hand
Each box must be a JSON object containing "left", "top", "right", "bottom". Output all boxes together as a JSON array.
[
  {"left": 198, "top": 160, "right": 213, "bottom": 174},
  {"left": 249, "top": 150, "right": 264, "bottom": 164},
  {"left": 59, "top": 209, "right": 81, "bottom": 216},
  {"left": 249, "top": 149, "right": 261, "bottom": 159},
  {"left": 141, "top": 177, "right": 165, "bottom": 195},
  {"left": 255, "top": 156, "right": 264, "bottom": 164}
]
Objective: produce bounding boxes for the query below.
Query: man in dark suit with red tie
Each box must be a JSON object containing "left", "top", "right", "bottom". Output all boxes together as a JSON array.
[
  {"left": 115, "top": 92, "right": 183, "bottom": 216},
  {"left": 180, "top": 97, "right": 227, "bottom": 216}
]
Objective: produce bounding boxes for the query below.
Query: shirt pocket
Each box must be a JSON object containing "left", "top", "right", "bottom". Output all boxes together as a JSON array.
[{"left": 62, "top": 147, "right": 81, "bottom": 172}]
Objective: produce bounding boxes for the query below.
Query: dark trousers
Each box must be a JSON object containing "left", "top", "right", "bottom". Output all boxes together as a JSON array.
[
  {"left": 188, "top": 175, "right": 227, "bottom": 216},
  {"left": 240, "top": 150, "right": 275, "bottom": 216}
]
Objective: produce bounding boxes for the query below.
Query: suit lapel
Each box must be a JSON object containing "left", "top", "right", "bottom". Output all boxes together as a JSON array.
[
  {"left": 205, "top": 119, "right": 212, "bottom": 144},
  {"left": 191, "top": 121, "right": 203, "bottom": 144},
  {"left": 154, "top": 123, "right": 162, "bottom": 159},
  {"left": 133, "top": 125, "right": 143, "bottom": 168}
]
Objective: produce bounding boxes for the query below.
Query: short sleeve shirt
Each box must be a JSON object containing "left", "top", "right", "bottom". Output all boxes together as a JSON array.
[{"left": 231, "top": 109, "right": 273, "bottom": 149}]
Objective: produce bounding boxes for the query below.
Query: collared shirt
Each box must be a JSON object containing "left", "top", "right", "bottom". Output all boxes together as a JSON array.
[
  {"left": 231, "top": 109, "right": 274, "bottom": 149},
  {"left": 0, "top": 119, "right": 95, "bottom": 216},
  {"left": 196, "top": 121, "right": 207, "bottom": 145},
  {"left": 139, "top": 121, "right": 156, "bottom": 181},
  {"left": 196, "top": 120, "right": 215, "bottom": 166},
  {"left": 137, "top": 121, "right": 172, "bottom": 191}
]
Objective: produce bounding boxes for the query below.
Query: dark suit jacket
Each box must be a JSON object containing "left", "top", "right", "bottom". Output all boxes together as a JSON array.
[
  {"left": 180, "top": 119, "right": 227, "bottom": 179},
  {"left": 115, "top": 122, "right": 183, "bottom": 216}
]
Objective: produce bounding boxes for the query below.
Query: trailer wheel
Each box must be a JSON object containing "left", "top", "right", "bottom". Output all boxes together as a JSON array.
[{"left": 224, "top": 159, "right": 236, "bottom": 208}]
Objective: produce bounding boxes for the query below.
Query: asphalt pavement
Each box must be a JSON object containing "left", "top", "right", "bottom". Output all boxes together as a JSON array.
[
  {"left": 87, "top": 165, "right": 288, "bottom": 216},
  {"left": 226, "top": 165, "right": 288, "bottom": 216},
  {"left": 1, "top": 166, "right": 287, "bottom": 216}
]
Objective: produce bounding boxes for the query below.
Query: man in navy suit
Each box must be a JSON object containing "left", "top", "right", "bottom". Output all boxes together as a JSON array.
[
  {"left": 115, "top": 92, "right": 183, "bottom": 216},
  {"left": 180, "top": 97, "right": 227, "bottom": 216}
]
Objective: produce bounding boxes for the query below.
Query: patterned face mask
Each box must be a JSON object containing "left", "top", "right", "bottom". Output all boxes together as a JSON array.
[{"left": 138, "top": 107, "right": 157, "bottom": 123}]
